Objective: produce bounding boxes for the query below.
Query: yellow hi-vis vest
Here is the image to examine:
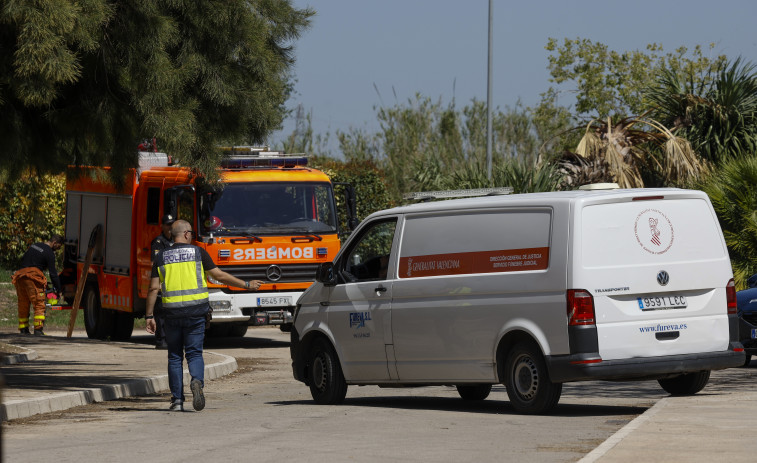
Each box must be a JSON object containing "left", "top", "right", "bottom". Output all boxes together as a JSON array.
[{"left": 157, "top": 245, "right": 209, "bottom": 310}]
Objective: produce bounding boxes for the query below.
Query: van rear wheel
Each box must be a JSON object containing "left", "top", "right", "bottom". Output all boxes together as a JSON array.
[
  {"left": 504, "top": 341, "right": 562, "bottom": 414},
  {"left": 456, "top": 384, "right": 492, "bottom": 401},
  {"left": 658, "top": 370, "right": 710, "bottom": 395},
  {"left": 308, "top": 339, "right": 347, "bottom": 405}
]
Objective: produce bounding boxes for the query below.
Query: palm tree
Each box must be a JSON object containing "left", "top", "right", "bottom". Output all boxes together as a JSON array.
[
  {"left": 698, "top": 156, "right": 757, "bottom": 289},
  {"left": 557, "top": 116, "right": 707, "bottom": 189},
  {"left": 646, "top": 58, "right": 757, "bottom": 164}
]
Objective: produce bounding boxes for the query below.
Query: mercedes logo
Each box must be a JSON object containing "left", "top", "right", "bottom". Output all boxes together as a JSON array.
[
  {"left": 657, "top": 270, "right": 670, "bottom": 286},
  {"left": 266, "top": 265, "right": 282, "bottom": 282}
]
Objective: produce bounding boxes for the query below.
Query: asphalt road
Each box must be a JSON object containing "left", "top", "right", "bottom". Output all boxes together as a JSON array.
[{"left": 0, "top": 327, "right": 706, "bottom": 463}]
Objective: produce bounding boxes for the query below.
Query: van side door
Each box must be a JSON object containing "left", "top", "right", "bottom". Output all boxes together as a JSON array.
[{"left": 327, "top": 218, "right": 398, "bottom": 381}]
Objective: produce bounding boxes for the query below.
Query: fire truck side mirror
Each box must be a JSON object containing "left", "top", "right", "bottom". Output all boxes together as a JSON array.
[
  {"left": 316, "top": 262, "right": 337, "bottom": 286},
  {"left": 335, "top": 182, "right": 358, "bottom": 231}
]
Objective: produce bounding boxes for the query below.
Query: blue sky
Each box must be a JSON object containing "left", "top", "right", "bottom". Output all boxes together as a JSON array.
[{"left": 269, "top": 1, "right": 757, "bottom": 154}]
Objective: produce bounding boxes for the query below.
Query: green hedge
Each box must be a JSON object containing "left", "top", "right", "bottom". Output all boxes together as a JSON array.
[{"left": 0, "top": 173, "right": 66, "bottom": 269}]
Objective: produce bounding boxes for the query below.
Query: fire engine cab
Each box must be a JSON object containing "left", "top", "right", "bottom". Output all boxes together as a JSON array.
[{"left": 63, "top": 147, "right": 356, "bottom": 340}]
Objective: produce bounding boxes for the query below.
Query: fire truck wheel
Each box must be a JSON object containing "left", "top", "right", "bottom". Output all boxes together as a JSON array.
[
  {"left": 229, "top": 323, "right": 248, "bottom": 337},
  {"left": 112, "top": 311, "right": 134, "bottom": 341},
  {"left": 83, "top": 285, "right": 113, "bottom": 340}
]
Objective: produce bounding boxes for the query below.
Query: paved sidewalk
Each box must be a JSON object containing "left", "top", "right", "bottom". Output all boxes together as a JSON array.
[{"left": 0, "top": 330, "right": 237, "bottom": 421}]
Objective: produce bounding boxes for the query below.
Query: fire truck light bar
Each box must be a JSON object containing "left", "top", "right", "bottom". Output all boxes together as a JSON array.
[{"left": 219, "top": 146, "right": 308, "bottom": 168}]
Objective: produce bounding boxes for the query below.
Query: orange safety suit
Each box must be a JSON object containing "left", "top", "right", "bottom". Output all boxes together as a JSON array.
[{"left": 12, "top": 267, "right": 48, "bottom": 331}]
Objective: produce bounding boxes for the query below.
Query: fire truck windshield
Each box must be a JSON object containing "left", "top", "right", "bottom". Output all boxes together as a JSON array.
[{"left": 199, "top": 182, "right": 338, "bottom": 236}]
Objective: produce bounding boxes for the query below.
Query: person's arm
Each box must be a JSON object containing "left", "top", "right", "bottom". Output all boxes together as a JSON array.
[
  {"left": 145, "top": 276, "right": 160, "bottom": 334},
  {"left": 199, "top": 247, "right": 263, "bottom": 290},
  {"left": 46, "top": 247, "right": 62, "bottom": 295},
  {"left": 206, "top": 267, "right": 263, "bottom": 290}
]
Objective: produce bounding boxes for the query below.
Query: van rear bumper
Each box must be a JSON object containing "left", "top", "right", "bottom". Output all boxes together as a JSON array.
[{"left": 546, "top": 343, "right": 745, "bottom": 383}]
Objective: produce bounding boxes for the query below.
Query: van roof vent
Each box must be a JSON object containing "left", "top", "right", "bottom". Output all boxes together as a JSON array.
[
  {"left": 578, "top": 183, "right": 619, "bottom": 190},
  {"left": 403, "top": 187, "right": 513, "bottom": 201}
]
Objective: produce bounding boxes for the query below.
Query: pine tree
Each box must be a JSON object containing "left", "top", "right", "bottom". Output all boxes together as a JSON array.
[{"left": 0, "top": 0, "right": 312, "bottom": 180}]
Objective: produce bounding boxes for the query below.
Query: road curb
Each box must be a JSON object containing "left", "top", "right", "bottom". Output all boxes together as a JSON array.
[
  {"left": 0, "top": 350, "right": 237, "bottom": 421},
  {"left": 577, "top": 397, "right": 669, "bottom": 463},
  {"left": 0, "top": 343, "right": 38, "bottom": 365}
]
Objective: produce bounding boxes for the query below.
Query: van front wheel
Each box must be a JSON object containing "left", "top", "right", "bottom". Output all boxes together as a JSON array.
[
  {"left": 658, "top": 370, "right": 710, "bottom": 395},
  {"left": 504, "top": 342, "right": 562, "bottom": 414},
  {"left": 308, "top": 339, "right": 347, "bottom": 405}
]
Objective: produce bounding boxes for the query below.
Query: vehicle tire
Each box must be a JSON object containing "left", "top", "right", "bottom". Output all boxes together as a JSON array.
[
  {"left": 742, "top": 355, "right": 752, "bottom": 367},
  {"left": 206, "top": 323, "right": 231, "bottom": 337},
  {"left": 83, "top": 286, "right": 113, "bottom": 339},
  {"left": 308, "top": 338, "right": 347, "bottom": 405},
  {"left": 229, "top": 323, "right": 248, "bottom": 337},
  {"left": 280, "top": 323, "right": 292, "bottom": 333},
  {"left": 456, "top": 384, "right": 492, "bottom": 401},
  {"left": 504, "top": 341, "right": 562, "bottom": 414},
  {"left": 658, "top": 370, "right": 711, "bottom": 395},
  {"left": 111, "top": 311, "right": 134, "bottom": 341}
]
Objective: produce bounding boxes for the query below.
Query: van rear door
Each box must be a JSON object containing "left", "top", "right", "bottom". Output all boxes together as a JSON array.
[{"left": 574, "top": 191, "right": 732, "bottom": 360}]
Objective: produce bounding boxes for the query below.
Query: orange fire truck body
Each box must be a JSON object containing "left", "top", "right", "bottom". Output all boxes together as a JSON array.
[{"left": 64, "top": 150, "right": 353, "bottom": 340}]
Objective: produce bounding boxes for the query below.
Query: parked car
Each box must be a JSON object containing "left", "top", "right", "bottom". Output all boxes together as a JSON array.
[{"left": 736, "top": 275, "right": 757, "bottom": 367}]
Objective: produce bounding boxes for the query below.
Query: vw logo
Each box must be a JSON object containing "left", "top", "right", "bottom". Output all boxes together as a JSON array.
[
  {"left": 657, "top": 270, "right": 670, "bottom": 286},
  {"left": 266, "top": 265, "right": 282, "bottom": 282}
]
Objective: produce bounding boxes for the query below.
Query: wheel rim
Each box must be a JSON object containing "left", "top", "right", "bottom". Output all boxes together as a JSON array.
[
  {"left": 312, "top": 353, "right": 327, "bottom": 391},
  {"left": 513, "top": 353, "right": 539, "bottom": 401}
]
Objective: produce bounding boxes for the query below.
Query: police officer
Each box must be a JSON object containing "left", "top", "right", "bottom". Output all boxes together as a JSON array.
[
  {"left": 12, "top": 235, "right": 64, "bottom": 335},
  {"left": 151, "top": 214, "right": 175, "bottom": 349},
  {"left": 144, "top": 220, "right": 263, "bottom": 411}
]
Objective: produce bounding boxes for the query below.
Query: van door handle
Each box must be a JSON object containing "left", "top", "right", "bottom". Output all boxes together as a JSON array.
[{"left": 375, "top": 285, "right": 387, "bottom": 294}]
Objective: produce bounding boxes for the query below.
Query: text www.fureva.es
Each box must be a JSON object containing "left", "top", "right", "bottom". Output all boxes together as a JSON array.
[{"left": 639, "top": 323, "right": 688, "bottom": 333}]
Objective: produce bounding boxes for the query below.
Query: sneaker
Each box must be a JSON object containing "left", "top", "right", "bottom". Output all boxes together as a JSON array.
[
  {"left": 169, "top": 397, "right": 184, "bottom": 411},
  {"left": 19, "top": 328, "right": 30, "bottom": 335},
  {"left": 190, "top": 379, "right": 205, "bottom": 411},
  {"left": 33, "top": 329, "right": 46, "bottom": 336}
]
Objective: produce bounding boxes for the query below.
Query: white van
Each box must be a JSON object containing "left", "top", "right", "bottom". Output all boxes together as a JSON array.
[{"left": 290, "top": 188, "right": 745, "bottom": 414}]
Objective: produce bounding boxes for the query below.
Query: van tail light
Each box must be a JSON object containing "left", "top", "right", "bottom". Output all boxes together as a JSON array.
[
  {"left": 567, "top": 289, "right": 596, "bottom": 325},
  {"left": 726, "top": 278, "right": 737, "bottom": 314}
]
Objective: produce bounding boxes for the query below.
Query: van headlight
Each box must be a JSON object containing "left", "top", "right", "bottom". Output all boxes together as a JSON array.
[{"left": 209, "top": 300, "right": 231, "bottom": 311}]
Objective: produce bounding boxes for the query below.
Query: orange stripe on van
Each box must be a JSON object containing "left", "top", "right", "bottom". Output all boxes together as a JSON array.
[{"left": 399, "top": 247, "right": 549, "bottom": 278}]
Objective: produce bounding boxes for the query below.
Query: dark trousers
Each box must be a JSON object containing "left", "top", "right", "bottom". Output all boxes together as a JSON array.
[{"left": 154, "top": 299, "right": 167, "bottom": 345}]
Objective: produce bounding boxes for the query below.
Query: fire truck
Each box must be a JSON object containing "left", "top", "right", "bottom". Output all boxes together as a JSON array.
[{"left": 63, "top": 147, "right": 356, "bottom": 340}]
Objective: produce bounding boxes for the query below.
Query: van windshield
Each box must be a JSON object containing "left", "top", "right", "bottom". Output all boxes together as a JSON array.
[
  {"left": 199, "top": 182, "right": 338, "bottom": 236},
  {"left": 580, "top": 198, "right": 726, "bottom": 268}
]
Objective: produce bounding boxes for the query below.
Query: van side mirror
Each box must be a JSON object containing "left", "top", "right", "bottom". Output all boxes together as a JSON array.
[
  {"left": 748, "top": 274, "right": 757, "bottom": 288},
  {"left": 316, "top": 262, "right": 337, "bottom": 286}
]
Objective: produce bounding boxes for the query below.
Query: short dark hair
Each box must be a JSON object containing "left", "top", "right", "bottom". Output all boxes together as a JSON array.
[{"left": 50, "top": 234, "right": 64, "bottom": 245}]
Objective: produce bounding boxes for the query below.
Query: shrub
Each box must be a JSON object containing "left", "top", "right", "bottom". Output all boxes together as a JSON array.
[{"left": 0, "top": 173, "right": 66, "bottom": 269}]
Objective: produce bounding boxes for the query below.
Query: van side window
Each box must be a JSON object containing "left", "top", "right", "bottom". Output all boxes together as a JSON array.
[
  {"left": 341, "top": 219, "right": 396, "bottom": 282},
  {"left": 146, "top": 187, "right": 160, "bottom": 225}
]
